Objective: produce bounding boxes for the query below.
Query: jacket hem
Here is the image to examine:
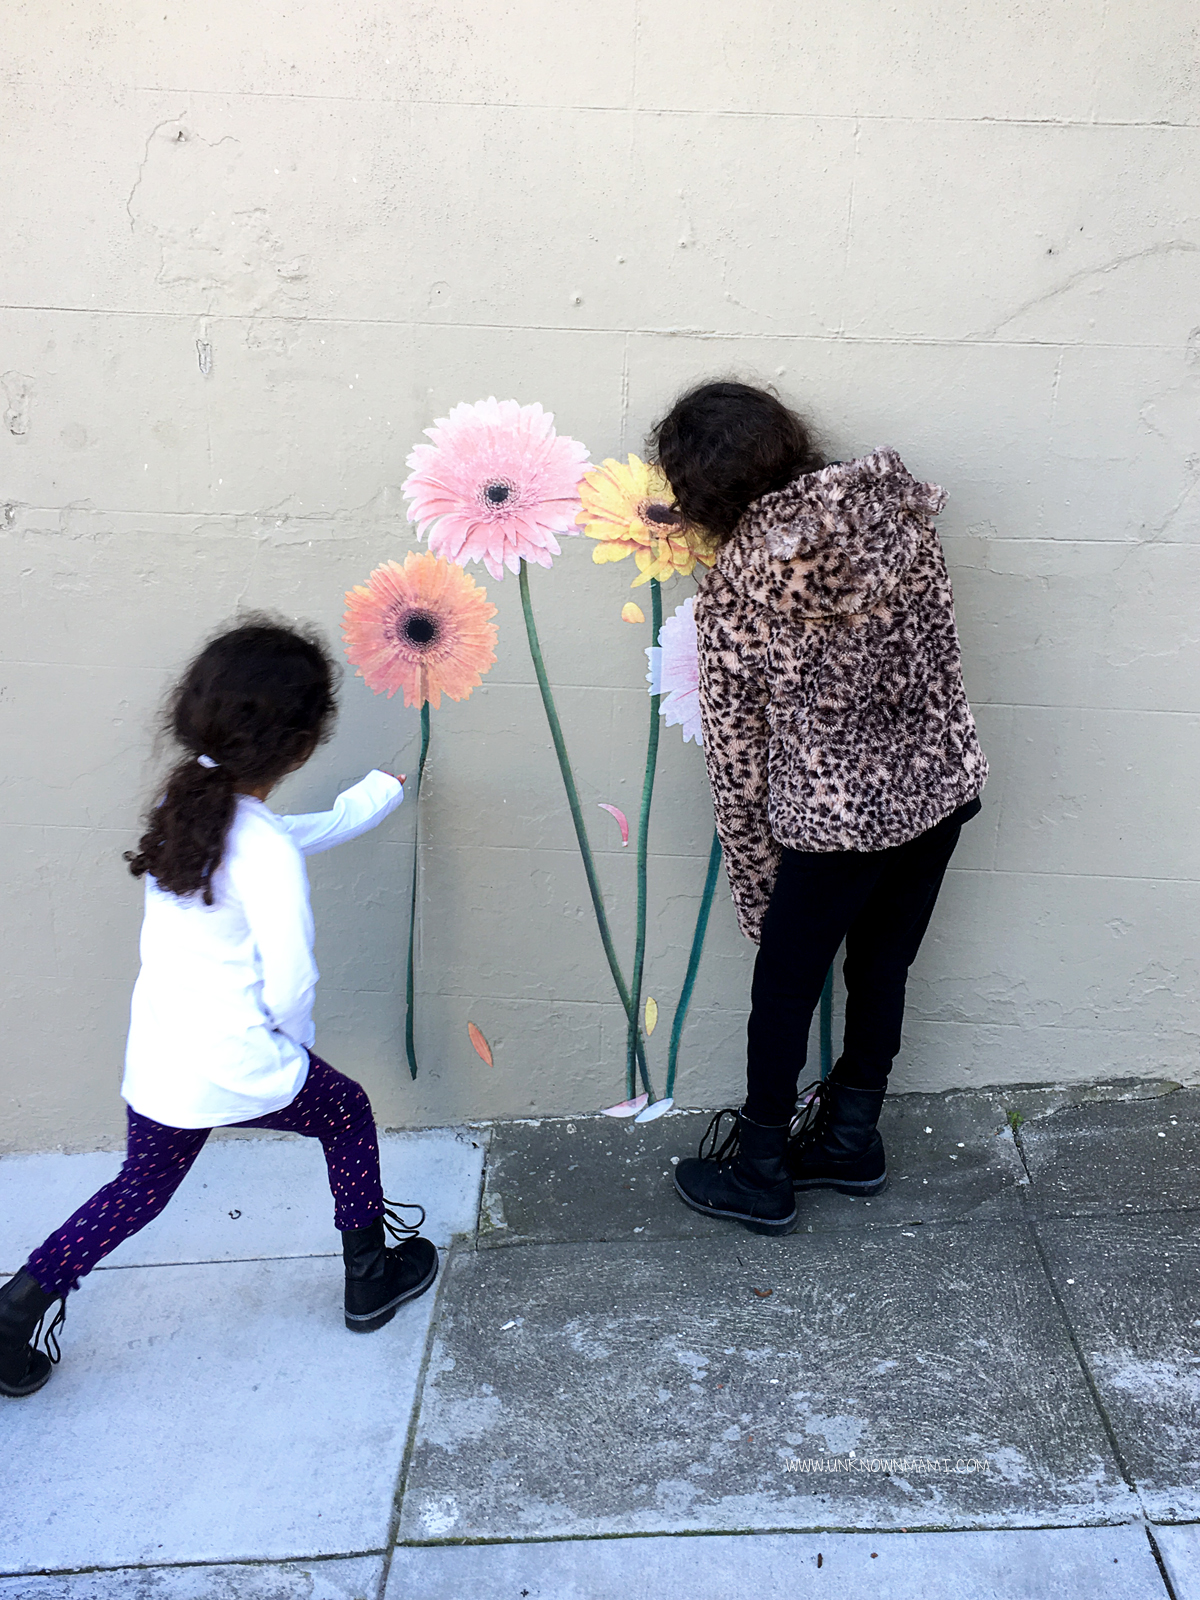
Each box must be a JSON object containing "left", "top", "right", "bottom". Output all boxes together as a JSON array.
[{"left": 768, "top": 777, "right": 987, "bottom": 856}]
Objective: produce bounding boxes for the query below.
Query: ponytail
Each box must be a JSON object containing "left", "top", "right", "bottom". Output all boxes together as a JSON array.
[
  {"left": 125, "top": 616, "right": 338, "bottom": 903},
  {"left": 125, "top": 758, "right": 239, "bottom": 906}
]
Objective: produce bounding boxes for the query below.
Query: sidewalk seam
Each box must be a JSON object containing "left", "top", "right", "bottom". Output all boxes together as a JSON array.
[
  {"left": 377, "top": 1237, "right": 463, "bottom": 1600},
  {"left": 1145, "top": 1525, "right": 1183, "bottom": 1600},
  {"left": 1011, "top": 1121, "right": 1172, "bottom": 1562},
  {"left": 7, "top": 1520, "right": 1195, "bottom": 1578},
  {"left": 389, "top": 1518, "right": 1163, "bottom": 1549},
  {"left": 0, "top": 1550, "right": 387, "bottom": 1579},
  {"left": 1021, "top": 1204, "right": 1152, "bottom": 1521},
  {"left": 81, "top": 1251, "right": 342, "bottom": 1271}
]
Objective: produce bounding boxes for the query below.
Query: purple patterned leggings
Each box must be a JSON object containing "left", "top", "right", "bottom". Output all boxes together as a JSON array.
[{"left": 26, "top": 1055, "right": 385, "bottom": 1299}]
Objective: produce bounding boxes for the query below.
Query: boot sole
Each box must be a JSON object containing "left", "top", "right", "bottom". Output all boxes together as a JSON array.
[
  {"left": 673, "top": 1174, "right": 797, "bottom": 1235},
  {"left": 344, "top": 1253, "right": 440, "bottom": 1333},
  {"left": 792, "top": 1172, "right": 888, "bottom": 1196},
  {"left": 0, "top": 1365, "right": 53, "bottom": 1399}
]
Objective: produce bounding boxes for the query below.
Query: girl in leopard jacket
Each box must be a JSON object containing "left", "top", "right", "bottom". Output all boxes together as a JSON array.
[{"left": 651, "top": 381, "right": 987, "bottom": 1236}]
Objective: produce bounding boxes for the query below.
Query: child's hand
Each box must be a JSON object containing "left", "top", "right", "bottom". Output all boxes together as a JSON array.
[{"left": 392, "top": 772, "right": 406, "bottom": 786}]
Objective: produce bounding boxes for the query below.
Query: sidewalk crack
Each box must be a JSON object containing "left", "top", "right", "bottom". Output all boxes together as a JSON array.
[{"left": 1008, "top": 1113, "right": 1034, "bottom": 1185}]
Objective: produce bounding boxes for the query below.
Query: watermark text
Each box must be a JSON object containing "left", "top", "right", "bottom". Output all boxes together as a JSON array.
[{"left": 784, "top": 1454, "right": 992, "bottom": 1475}]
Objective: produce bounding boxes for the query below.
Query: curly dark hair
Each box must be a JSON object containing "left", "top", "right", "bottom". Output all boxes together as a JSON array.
[
  {"left": 647, "top": 379, "right": 826, "bottom": 544},
  {"left": 125, "top": 616, "right": 339, "bottom": 904}
]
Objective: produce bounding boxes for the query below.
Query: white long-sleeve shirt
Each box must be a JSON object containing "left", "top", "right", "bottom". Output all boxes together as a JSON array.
[{"left": 121, "top": 770, "right": 403, "bottom": 1129}]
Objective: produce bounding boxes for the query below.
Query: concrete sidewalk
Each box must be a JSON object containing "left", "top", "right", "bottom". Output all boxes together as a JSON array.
[{"left": 1, "top": 1081, "right": 1197, "bottom": 1598}]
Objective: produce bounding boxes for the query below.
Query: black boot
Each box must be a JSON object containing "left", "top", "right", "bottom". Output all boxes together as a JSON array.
[
  {"left": 0, "top": 1269, "right": 66, "bottom": 1399},
  {"left": 673, "top": 1109, "right": 797, "bottom": 1235},
  {"left": 787, "top": 1072, "right": 888, "bottom": 1195},
  {"left": 342, "top": 1201, "right": 439, "bottom": 1333}
]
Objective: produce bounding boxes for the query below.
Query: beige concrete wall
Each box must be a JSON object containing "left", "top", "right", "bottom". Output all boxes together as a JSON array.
[{"left": 2, "top": 1, "right": 1198, "bottom": 1151}]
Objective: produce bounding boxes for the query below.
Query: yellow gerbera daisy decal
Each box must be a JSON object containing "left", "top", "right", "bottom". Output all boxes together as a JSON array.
[{"left": 577, "top": 455, "right": 716, "bottom": 588}]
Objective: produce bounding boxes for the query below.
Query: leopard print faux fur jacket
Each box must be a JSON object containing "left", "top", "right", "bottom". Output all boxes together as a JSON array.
[{"left": 693, "top": 447, "right": 988, "bottom": 942}]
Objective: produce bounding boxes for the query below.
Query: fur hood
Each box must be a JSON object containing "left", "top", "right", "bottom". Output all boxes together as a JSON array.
[{"left": 714, "top": 447, "right": 948, "bottom": 619}]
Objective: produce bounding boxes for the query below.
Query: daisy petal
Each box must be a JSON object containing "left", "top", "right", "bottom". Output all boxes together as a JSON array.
[
  {"left": 598, "top": 803, "right": 629, "bottom": 846},
  {"left": 634, "top": 1096, "right": 675, "bottom": 1122},
  {"left": 467, "top": 1022, "right": 494, "bottom": 1066},
  {"left": 601, "top": 1093, "right": 649, "bottom": 1117}
]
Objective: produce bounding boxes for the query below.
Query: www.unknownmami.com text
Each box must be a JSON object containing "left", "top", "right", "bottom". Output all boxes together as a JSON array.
[{"left": 785, "top": 1456, "right": 992, "bottom": 1474}]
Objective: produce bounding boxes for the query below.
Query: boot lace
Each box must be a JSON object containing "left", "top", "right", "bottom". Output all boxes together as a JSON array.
[
  {"left": 32, "top": 1298, "right": 67, "bottom": 1366},
  {"left": 696, "top": 1076, "right": 834, "bottom": 1166},
  {"left": 382, "top": 1198, "right": 426, "bottom": 1244},
  {"left": 697, "top": 1108, "right": 742, "bottom": 1164},
  {"left": 788, "top": 1076, "right": 833, "bottom": 1148}
]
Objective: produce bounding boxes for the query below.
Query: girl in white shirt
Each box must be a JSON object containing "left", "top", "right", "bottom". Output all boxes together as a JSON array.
[{"left": 1, "top": 618, "right": 436, "bottom": 1399}]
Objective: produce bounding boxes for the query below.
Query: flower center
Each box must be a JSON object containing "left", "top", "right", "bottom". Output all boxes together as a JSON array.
[
  {"left": 483, "top": 480, "right": 513, "bottom": 506},
  {"left": 641, "top": 499, "right": 682, "bottom": 529},
  {"left": 399, "top": 609, "right": 440, "bottom": 648}
]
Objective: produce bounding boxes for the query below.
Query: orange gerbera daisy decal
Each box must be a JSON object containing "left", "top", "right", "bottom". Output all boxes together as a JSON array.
[{"left": 342, "top": 551, "right": 498, "bottom": 708}]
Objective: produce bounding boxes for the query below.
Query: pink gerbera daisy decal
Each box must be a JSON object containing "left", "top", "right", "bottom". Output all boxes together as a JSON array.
[{"left": 402, "top": 398, "right": 590, "bottom": 581}]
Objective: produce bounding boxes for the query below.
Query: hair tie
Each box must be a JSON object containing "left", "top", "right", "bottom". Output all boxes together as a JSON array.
[{"left": 197, "top": 754, "right": 220, "bottom": 770}]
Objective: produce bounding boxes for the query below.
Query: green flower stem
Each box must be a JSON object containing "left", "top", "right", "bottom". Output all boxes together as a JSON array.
[
  {"left": 627, "top": 578, "right": 663, "bottom": 1098},
  {"left": 665, "top": 827, "right": 723, "bottom": 1101},
  {"left": 404, "top": 699, "right": 431, "bottom": 1081},
  {"left": 819, "top": 961, "right": 834, "bottom": 1080},
  {"left": 517, "top": 559, "right": 652, "bottom": 1098}
]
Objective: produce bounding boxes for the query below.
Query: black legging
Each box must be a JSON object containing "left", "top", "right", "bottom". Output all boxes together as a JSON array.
[{"left": 744, "top": 803, "right": 976, "bottom": 1124}]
